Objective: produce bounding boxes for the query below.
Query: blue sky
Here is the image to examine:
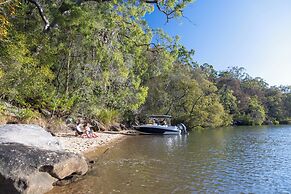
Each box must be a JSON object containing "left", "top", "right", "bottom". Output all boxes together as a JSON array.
[{"left": 145, "top": 0, "right": 291, "bottom": 86}]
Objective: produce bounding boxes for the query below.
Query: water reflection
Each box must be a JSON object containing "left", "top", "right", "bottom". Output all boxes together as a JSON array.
[
  {"left": 51, "top": 125, "right": 291, "bottom": 194},
  {"left": 161, "top": 135, "right": 188, "bottom": 151}
]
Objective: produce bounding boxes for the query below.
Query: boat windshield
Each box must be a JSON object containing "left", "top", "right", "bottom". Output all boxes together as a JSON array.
[{"left": 147, "top": 115, "right": 172, "bottom": 126}]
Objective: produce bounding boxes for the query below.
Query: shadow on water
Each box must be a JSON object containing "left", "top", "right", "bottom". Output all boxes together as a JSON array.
[{"left": 52, "top": 125, "right": 291, "bottom": 194}]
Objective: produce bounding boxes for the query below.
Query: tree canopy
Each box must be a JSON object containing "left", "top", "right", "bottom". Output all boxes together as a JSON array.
[{"left": 0, "top": 0, "right": 290, "bottom": 128}]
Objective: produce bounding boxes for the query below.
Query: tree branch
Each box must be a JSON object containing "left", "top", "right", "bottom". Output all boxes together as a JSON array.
[
  {"left": 27, "top": 0, "right": 50, "bottom": 31},
  {"left": 25, "top": 0, "right": 189, "bottom": 31},
  {"left": 0, "top": 0, "right": 14, "bottom": 6},
  {"left": 156, "top": 3, "right": 175, "bottom": 23},
  {"left": 190, "top": 94, "right": 204, "bottom": 115}
]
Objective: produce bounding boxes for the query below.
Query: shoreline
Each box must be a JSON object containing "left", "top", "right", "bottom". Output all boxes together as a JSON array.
[
  {"left": 46, "top": 132, "right": 128, "bottom": 194},
  {"left": 56, "top": 132, "right": 126, "bottom": 156},
  {"left": 0, "top": 123, "right": 130, "bottom": 194}
]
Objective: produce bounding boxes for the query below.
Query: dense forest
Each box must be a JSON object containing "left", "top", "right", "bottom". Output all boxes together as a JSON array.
[{"left": 0, "top": 0, "right": 290, "bottom": 130}]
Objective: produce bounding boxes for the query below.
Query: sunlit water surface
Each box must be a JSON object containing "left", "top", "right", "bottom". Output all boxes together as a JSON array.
[{"left": 52, "top": 125, "right": 291, "bottom": 193}]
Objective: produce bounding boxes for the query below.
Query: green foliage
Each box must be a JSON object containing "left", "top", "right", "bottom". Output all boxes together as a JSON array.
[
  {"left": 264, "top": 87, "right": 285, "bottom": 121},
  {"left": 219, "top": 87, "right": 238, "bottom": 115},
  {"left": 0, "top": 0, "right": 290, "bottom": 130},
  {"left": 0, "top": 102, "right": 6, "bottom": 115},
  {"left": 49, "top": 95, "right": 79, "bottom": 117},
  {"left": 142, "top": 63, "right": 231, "bottom": 129},
  {"left": 17, "top": 108, "right": 40, "bottom": 121},
  {"left": 0, "top": 0, "right": 19, "bottom": 39},
  {"left": 234, "top": 114, "right": 253, "bottom": 125},
  {"left": 0, "top": 20, "right": 55, "bottom": 109},
  {"left": 245, "top": 97, "right": 266, "bottom": 125},
  {"left": 94, "top": 109, "right": 120, "bottom": 125},
  {"left": 283, "top": 93, "right": 291, "bottom": 118}
]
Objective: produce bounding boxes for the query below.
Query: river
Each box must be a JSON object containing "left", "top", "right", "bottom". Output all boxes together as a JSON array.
[{"left": 53, "top": 125, "right": 291, "bottom": 193}]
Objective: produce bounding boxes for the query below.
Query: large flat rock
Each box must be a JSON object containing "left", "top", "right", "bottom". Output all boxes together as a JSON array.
[
  {"left": 0, "top": 124, "right": 62, "bottom": 151},
  {"left": 0, "top": 124, "right": 88, "bottom": 194}
]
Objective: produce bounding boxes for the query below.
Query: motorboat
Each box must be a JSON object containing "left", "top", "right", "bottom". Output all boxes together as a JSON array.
[{"left": 134, "top": 115, "right": 187, "bottom": 135}]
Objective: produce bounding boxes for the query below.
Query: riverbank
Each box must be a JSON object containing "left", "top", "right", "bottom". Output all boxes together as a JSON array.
[
  {"left": 46, "top": 132, "right": 128, "bottom": 194},
  {"left": 46, "top": 125, "right": 291, "bottom": 194},
  {"left": 0, "top": 124, "right": 130, "bottom": 194},
  {"left": 56, "top": 132, "right": 125, "bottom": 155}
]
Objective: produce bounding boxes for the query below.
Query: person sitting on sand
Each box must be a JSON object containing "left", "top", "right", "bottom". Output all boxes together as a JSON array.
[
  {"left": 75, "top": 122, "right": 84, "bottom": 136},
  {"left": 84, "top": 122, "right": 97, "bottom": 138}
]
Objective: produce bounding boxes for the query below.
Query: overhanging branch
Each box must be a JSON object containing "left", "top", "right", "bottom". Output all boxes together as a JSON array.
[
  {"left": 25, "top": 0, "right": 189, "bottom": 31},
  {"left": 27, "top": 0, "right": 50, "bottom": 31}
]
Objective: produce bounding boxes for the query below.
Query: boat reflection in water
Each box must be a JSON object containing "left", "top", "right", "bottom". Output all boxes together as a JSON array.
[{"left": 164, "top": 134, "right": 188, "bottom": 152}]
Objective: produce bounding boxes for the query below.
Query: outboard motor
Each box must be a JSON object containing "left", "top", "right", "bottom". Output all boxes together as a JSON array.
[{"left": 177, "top": 123, "right": 187, "bottom": 134}]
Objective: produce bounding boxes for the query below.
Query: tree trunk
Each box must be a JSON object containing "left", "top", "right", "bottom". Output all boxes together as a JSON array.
[{"left": 66, "top": 49, "right": 71, "bottom": 96}]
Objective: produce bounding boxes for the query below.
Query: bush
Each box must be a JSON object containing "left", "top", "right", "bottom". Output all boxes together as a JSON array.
[
  {"left": 17, "top": 108, "right": 40, "bottom": 121},
  {"left": 0, "top": 103, "right": 6, "bottom": 115},
  {"left": 233, "top": 114, "right": 253, "bottom": 125},
  {"left": 95, "top": 109, "right": 120, "bottom": 125},
  {"left": 49, "top": 95, "right": 79, "bottom": 117}
]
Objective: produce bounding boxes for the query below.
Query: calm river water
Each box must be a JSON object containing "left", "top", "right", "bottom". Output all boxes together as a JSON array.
[{"left": 54, "top": 125, "right": 291, "bottom": 193}]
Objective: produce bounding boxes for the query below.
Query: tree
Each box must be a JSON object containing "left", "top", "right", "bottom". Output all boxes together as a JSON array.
[
  {"left": 283, "top": 93, "right": 291, "bottom": 119},
  {"left": 219, "top": 86, "right": 238, "bottom": 115},
  {"left": 264, "top": 87, "right": 284, "bottom": 121},
  {"left": 0, "top": 0, "right": 18, "bottom": 38},
  {"left": 1, "top": 0, "right": 187, "bottom": 121},
  {"left": 1, "top": 0, "right": 193, "bottom": 32},
  {"left": 142, "top": 63, "right": 231, "bottom": 129},
  {"left": 245, "top": 97, "right": 266, "bottom": 125}
]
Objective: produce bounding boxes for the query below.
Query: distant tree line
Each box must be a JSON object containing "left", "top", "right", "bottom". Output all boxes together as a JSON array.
[{"left": 0, "top": 0, "right": 290, "bottom": 129}]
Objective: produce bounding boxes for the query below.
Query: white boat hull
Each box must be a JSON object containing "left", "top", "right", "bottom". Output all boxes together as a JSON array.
[{"left": 134, "top": 124, "right": 186, "bottom": 135}]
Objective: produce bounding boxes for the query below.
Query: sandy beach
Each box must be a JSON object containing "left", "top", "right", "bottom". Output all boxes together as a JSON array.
[{"left": 56, "top": 132, "right": 125, "bottom": 155}]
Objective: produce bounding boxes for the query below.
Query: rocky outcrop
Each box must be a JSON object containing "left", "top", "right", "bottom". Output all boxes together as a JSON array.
[
  {"left": 0, "top": 124, "right": 62, "bottom": 151},
  {"left": 0, "top": 124, "right": 88, "bottom": 194}
]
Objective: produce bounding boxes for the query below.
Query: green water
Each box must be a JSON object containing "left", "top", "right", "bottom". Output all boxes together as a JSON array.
[{"left": 54, "top": 125, "right": 291, "bottom": 193}]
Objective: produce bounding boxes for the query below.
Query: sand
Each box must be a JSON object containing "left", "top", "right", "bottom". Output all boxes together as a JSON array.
[{"left": 56, "top": 132, "right": 124, "bottom": 154}]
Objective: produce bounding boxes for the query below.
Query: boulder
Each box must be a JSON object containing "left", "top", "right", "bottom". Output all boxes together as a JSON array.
[
  {"left": 0, "top": 124, "right": 88, "bottom": 194},
  {"left": 0, "top": 124, "right": 62, "bottom": 151}
]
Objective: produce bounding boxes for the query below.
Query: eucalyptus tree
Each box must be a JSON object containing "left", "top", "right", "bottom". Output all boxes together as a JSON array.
[
  {"left": 142, "top": 59, "right": 231, "bottom": 129},
  {"left": 0, "top": 0, "right": 195, "bottom": 120},
  {"left": 0, "top": 0, "right": 193, "bottom": 34}
]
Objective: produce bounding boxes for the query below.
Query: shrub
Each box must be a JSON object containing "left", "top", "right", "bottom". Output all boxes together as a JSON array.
[
  {"left": 48, "top": 95, "right": 79, "bottom": 117},
  {"left": 0, "top": 102, "right": 6, "bottom": 115},
  {"left": 233, "top": 114, "right": 253, "bottom": 125},
  {"left": 17, "top": 108, "right": 40, "bottom": 121},
  {"left": 95, "top": 109, "right": 120, "bottom": 125}
]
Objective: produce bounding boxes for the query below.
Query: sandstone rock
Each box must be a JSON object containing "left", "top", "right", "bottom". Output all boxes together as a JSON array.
[
  {"left": 47, "top": 155, "right": 88, "bottom": 179},
  {"left": 0, "top": 124, "right": 88, "bottom": 194},
  {"left": 0, "top": 142, "right": 88, "bottom": 194},
  {"left": 0, "top": 124, "right": 62, "bottom": 151}
]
